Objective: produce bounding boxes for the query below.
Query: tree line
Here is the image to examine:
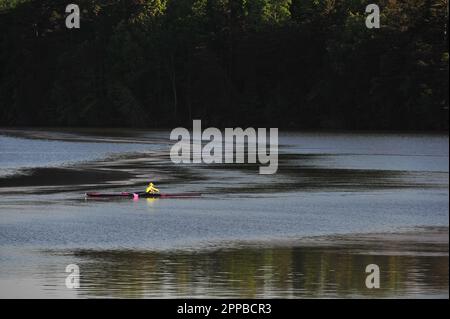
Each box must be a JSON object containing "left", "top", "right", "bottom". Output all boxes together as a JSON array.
[{"left": 0, "top": 0, "right": 448, "bottom": 130}]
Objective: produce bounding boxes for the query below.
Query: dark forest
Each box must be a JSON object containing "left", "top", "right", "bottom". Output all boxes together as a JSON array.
[{"left": 0, "top": 0, "right": 448, "bottom": 129}]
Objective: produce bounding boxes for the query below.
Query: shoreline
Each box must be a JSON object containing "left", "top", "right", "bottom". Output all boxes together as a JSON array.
[{"left": 1, "top": 127, "right": 448, "bottom": 144}]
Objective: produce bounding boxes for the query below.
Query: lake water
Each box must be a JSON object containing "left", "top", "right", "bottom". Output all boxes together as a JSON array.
[{"left": 0, "top": 129, "right": 448, "bottom": 298}]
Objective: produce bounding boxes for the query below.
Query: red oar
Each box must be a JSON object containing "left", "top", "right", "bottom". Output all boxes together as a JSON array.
[
  {"left": 85, "top": 192, "right": 132, "bottom": 198},
  {"left": 158, "top": 193, "right": 202, "bottom": 198}
]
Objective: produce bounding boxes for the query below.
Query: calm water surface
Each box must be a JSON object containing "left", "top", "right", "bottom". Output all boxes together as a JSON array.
[{"left": 0, "top": 129, "right": 448, "bottom": 298}]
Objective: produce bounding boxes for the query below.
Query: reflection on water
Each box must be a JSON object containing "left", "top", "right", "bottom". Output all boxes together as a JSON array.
[{"left": 42, "top": 239, "right": 448, "bottom": 298}]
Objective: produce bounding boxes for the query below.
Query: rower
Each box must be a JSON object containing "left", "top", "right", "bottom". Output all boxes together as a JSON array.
[{"left": 146, "top": 182, "right": 160, "bottom": 194}]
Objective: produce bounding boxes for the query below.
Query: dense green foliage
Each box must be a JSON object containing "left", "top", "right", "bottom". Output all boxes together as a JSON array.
[{"left": 0, "top": 0, "right": 448, "bottom": 129}]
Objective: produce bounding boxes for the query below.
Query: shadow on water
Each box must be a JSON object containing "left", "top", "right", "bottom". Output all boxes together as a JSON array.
[
  {"left": 1, "top": 152, "right": 447, "bottom": 196},
  {"left": 0, "top": 130, "right": 448, "bottom": 197}
]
